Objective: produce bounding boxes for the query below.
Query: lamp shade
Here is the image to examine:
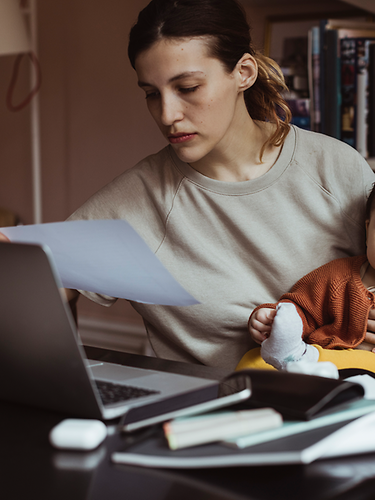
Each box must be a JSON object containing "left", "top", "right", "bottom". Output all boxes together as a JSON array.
[{"left": 0, "top": 0, "right": 30, "bottom": 56}]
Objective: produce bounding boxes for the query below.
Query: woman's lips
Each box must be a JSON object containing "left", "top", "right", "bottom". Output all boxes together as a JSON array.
[{"left": 168, "top": 133, "right": 197, "bottom": 144}]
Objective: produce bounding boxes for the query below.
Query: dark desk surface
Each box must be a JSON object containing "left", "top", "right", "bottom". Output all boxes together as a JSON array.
[{"left": 2, "top": 347, "right": 375, "bottom": 500}]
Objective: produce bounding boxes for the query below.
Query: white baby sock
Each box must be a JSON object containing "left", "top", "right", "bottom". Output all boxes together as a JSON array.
[
  {"left": 286, "top": 360, "right": 339, "bottom": 379},
  {"left": 261, "top": 302, "right": 319, "bottom": 371}
]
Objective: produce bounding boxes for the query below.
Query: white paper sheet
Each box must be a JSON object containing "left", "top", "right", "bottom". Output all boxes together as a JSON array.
[
  {"left": 0, "top": 220, "right": 198, "bottom": 306},
  {"left": 346, "top": 374, "right": 375, "bottom": 400}
]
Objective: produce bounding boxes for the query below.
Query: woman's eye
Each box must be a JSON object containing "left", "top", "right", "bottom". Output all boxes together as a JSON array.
[
  {"left": 180, "top": 86, "right": 199, "bottom": 94},
  {"left": 145, "top": 91, "right": 160, "bottom": 100}
]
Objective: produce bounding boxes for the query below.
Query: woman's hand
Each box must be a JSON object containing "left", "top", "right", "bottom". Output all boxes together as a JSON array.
[
  {"left": 62, "top": 288, "right": 79, "bottom": 303},
  {"left": 0, "top": 231, "right": 80, "bottom": 324},
  {"left": 0, "top": 232, "right": 10, "bottom": 242},
  {"left": 248, "top": 307, "right": 276, "bottom": 345},
  {"left": 61, "top": 288, "right": 79, "bottom": 326}
]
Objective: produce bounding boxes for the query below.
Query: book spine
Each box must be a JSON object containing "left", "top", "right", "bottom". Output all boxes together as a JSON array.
[
  {"left": 356, "top": 71, "right": 367, "bottom": 156},
  {"left": 311, "top": 27, "right": 321, "bottom": 132},
  {"left": 307, "top": 29, "right": 314, "bottom": 132},
  {"left": 355, "top": 39, "right": 372, "bottom": 158},
  {"left": 369, "top": 43, "right": 375, "bottom": 158},
  {"left": 285, "top": 99, "right": 310, "bottom": 130},
  {"left": 340, "top": 38, "right": 356, "bottom": 148},
  {"left": 164, "top": 409, "right": 283, "bottom": 450},
  {"left": 319, "top": 19, "right": 328, "bottom": 134},
  {"left": 319, "top": 20, "right": 328, "bottom": 134},
  {"left": 324, "top": 28, "right": 341, "bottom": 139},
  {"left": 165, "top": 408, "right": 276, "bottom": 434}
]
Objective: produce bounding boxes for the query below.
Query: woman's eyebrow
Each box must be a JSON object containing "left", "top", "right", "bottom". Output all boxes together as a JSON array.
[{"left": 138, "top": 71, "right": 205, "bottom": 88}]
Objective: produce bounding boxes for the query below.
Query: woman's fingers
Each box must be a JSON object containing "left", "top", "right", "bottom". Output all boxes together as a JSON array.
[{"left": 0, "top": 232, "right": 10, "bottom": 242}]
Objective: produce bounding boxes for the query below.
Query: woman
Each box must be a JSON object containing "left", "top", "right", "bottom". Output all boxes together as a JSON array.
[{"left": 6, "top": 0, "right": 375, "bottom": 370}]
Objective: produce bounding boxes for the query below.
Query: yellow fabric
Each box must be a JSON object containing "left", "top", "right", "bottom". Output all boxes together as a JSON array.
[
  {"left": 236, "top": 345, "right": 375, "bottom": 373},
  {"left": 236, "top": 348, "right": 277, "bottom": 371}
]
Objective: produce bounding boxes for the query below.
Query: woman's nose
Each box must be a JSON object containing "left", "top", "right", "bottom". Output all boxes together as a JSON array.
[{"left": 160, "top": 94, "right": 184, "bottom": 126}]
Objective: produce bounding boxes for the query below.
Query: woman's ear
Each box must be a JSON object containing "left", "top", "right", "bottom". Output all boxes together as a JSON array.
[
  {"left": 366, "top": 219, "right": 370, "bottom": 245},
  {"left": 236, "top": 53, "right": 258, "bottom": 92}
]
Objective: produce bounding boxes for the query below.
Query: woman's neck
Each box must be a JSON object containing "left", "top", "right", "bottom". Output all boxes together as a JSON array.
[{"left": 189, "top": 113, "right": 282, "bottom": 182}]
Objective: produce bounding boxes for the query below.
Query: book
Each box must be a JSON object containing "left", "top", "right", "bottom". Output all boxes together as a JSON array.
[
  {"left": 308, "top": 26, "right": 321, "bottom": 132},
  {"left": 111, "top": 403, "right": 375, "bottom": 468},
  {"left": 356, "top": 39, "right": 371, "bottom": 157},
  {"left": 163, "top": 408, "right": 283, "bottom": 450},
  {"left": 369, "top": 42, "right": 375, "bottom": 157},
  {"left": 286, "top": 99, "right": 311, "bottom": 130},
  {"left": 318, "top": 20, "right": 375, "bottom": 151},
  {"left": 339, "top": 36, "right": 375, "bottom": 152},
  {"left": 119, "top": 369, "right": 364, "bottom": 435},
  {"left": 231, "top": 369, "right": 364, "bottom": 421},
  {"left": 111, "top": 373, "right": 373, "bottom": 469},
  {"left": 120, "top": 371, "right": 252, "bottom": 432},
  {"left": 224, "top": 397, "right": 375, "bottom": 449},
  {"left": 319, "top": 20, "right": 327, "bottom": 135},
  {"left": 340, "top": 37, "right": 357, "bottom": 147},
  {"left": 323, "top": 28, "right": 341, "bottom": 139}
]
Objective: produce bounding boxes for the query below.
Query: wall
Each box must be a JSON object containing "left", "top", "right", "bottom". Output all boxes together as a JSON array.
[
  {"left": 0, "top": 53, "right": 32, "bottom": 222},
  {"left": 0, "top": 0, "right": 164, "bottom": 334},
  {"left": 0, "top": 0, "right": 368, "bottom": 344}
]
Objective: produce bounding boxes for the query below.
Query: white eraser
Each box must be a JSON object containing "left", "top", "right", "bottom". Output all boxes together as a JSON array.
[{"left": 49, "top": 419, "right": 107, "bottom": 450}]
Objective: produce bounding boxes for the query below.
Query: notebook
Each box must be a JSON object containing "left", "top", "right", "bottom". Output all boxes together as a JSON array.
[
  {"left": 0, "top": 241, "right": 219, "bottom": 420},
  {"left": 112, "top": 403, "right": 375, "bottom": 468}
]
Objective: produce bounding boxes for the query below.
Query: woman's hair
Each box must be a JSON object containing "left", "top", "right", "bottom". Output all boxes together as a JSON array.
[{"left": 128, "top": 0, "right": 291, "bottom": 159}]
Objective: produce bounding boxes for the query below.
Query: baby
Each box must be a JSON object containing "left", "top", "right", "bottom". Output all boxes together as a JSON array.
[{"left": 248, "top": 183, "right": 375, "bottom": 374}]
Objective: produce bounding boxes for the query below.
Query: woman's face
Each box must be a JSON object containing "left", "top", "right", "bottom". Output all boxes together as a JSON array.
[{"left": 135, "top": 37, "right": 250, "bottom": 165}]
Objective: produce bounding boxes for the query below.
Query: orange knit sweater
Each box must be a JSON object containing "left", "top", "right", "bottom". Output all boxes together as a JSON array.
[{"left": 251, "top": 255, "right": 375, "bottom": 349}]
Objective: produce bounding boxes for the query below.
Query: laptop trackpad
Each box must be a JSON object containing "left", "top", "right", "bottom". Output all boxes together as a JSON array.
[{"left": 87, "top": 361, "right": 154, "bottom": 382}]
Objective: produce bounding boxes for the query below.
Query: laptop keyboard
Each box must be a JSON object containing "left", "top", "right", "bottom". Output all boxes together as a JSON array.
[{"left": 95, "top": 380, "right": 160, "bottom": 405}]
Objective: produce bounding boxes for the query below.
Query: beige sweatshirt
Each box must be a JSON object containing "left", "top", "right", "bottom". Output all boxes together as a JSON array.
[{"left": 69, "top": 126, "right": 375, "bottom": 370}]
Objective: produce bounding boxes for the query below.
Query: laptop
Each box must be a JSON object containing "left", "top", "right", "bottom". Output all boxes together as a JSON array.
[{"left": 0, "top": 241, "right": 221, "bottom": 420}]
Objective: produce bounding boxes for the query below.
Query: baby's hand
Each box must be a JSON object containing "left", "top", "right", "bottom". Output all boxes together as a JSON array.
[{"left": 248, "top": 308, "right": 276, "bottom": 344}]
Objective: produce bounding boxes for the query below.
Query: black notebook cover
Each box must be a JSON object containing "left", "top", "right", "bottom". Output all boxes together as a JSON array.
[
  {"left": 227, "top": 369, "right": 364, "bottom": 420},
  {"left": 111, "top": 418, "right": 358, "bottom": 468}
]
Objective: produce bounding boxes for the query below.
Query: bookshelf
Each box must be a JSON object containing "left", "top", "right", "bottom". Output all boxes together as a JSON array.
[{"left": 263, "top": 0, "right": 375, "bottom": 169}]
